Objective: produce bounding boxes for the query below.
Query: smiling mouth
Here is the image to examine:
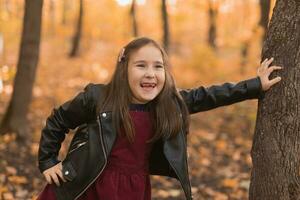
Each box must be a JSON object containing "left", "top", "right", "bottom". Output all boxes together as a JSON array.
[{"left": 140, "top": 83, "right": 156, "bottom": 88}]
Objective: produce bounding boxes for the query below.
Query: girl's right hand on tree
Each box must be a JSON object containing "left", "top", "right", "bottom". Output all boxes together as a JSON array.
[
  {"left": 42, "top": 162, "right": 67, "bottom": 186},
  {"left": 257, "top": 57, "right": 283, "bottom": 91}
]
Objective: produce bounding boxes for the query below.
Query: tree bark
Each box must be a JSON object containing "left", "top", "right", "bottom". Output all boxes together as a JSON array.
[
  {"left": 208, "top": 0, "right": 217, "bottom": 49},
  {"left": 69, "top": 0, "right": 83, "bottom": 57},
  {"left": 259, "top": 0, "right": 271, "bottom": 41},
  {"left": 0, "top": 0, "right": 43, "bottom": 140},
  {"left": 161, "top": 0, "right": 170, "bottom": 52},
  {"left": 250, "top": 1, "right": 300, "bottom": 199},
  {"left": 130, "top": 0, "right": 138, "bottom": 37}
]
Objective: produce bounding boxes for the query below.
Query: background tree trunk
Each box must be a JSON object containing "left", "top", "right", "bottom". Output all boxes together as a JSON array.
[
  {"left": 49, "top": 0, "right": 55, "bottom": 36},
  {"left": 61, "top": 0, "right": 70, "bottom": 25},
  {"left": 161, "top": 0, "right": 170, "bottom": 52},
  {"left": 0, "top": 0, "right": 43, "bottom": 140},
  {"left": 240, "top": 40, "right": 250, "bottom": 75},
  {"left": 3, "top": 0, "right": 12, "bottom": 17},
  {"left": 240, "top": 0, "right": 253, "bottom": 75},
  {"left": 69, "top": 0, "right": 83, "bottom": 57},
  {"left": 250, "top": 1, "right": 300, "bottom": 199},
  {"left": 0, "top": 33, "right": 4, "bottom": 64},
  {"left": 130, "top": 0, "right": 138, "bottom": 37},
  {"left": 259, "top": 0, "right": 271, "bottom": 41},
  {"left": 208, "top": 0, "right": 217, "bottom": 49}
]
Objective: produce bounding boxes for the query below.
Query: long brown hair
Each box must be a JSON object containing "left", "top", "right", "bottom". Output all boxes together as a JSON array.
[{"left": 97, "top": 37, "right": 190, "bottom": 143}]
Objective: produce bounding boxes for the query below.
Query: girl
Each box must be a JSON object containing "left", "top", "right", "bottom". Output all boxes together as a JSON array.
[{"left": 37, "top": 37, "right": 282, "bottom": 200}]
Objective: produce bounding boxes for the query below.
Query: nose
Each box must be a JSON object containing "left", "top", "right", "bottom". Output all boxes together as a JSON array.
[{"left": 145, "top": 66, "right": 155, "bottom": 78}]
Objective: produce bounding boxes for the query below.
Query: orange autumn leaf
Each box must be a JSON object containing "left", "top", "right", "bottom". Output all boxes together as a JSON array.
[
  {"left": 216, "top": 140, "right": 227, "bottom": 151},
  {"left": 8, "top": 175, "right": 28, "bottom": 184},
  {"left": 222, "top": 178, "right": 238, "bottom": 188}
]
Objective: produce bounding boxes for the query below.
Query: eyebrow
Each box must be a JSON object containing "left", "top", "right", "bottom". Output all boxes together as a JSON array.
[{"left": 133, "top": 60, "right": 164, "bottom": 65}]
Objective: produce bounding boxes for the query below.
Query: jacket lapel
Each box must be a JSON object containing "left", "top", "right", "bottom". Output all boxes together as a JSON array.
[{"left": 99, "top": 111, "right": 117, "bottom": 156}]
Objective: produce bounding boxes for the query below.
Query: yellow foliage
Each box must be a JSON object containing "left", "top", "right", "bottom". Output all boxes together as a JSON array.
[
  {"left": 8, "top": 175, "right": 28, "bottom": 185},
  {"left": 189, "top": 44, "right": 219, "bottom": 77}
]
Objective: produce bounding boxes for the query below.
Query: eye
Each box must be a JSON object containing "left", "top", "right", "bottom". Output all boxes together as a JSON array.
[
  {"left": 156, "top": 65, "right": 164, "bottom": 69},
  {"left": 137, "top": 64, "right": 145, "bottom": 68}
]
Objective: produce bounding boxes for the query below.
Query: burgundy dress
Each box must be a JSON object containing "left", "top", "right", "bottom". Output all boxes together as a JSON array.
[{"left": 37, "top": 103, "right": 154, "bottom": 200}]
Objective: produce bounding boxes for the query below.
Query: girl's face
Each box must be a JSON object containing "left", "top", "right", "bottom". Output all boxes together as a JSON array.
[{"left": 127, "top": 44, "right": 166, "bottom": 104}]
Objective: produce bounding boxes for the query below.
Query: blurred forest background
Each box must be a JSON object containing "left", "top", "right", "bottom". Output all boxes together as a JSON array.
[{"left": 0, "top": 0, "right": 275, "bottom": 199}]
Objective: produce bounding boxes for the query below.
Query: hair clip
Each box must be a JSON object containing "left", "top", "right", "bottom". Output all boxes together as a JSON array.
[{"left": 118, "top": 48, "right": 126, "bottom": 62}]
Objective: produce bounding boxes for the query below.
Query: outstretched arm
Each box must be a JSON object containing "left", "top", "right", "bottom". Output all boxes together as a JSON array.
[{"left": 179, "top": 57, "right": 283, "bottom": 114}]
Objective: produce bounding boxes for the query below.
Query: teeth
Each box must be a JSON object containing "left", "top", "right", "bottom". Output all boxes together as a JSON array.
[{"left": 141, "top": 83, "right": 156, "bottom": 87}]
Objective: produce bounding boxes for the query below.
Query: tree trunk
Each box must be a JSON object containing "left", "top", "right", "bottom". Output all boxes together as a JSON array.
[
  {"left": 49, "top": 0, "right": 55, "bottom": 35},
  {"left": 0, "top": 33, "right": 4, "bottom": 63},
  {"left": 3, "top": 0, "right": 12, "bottom": 17},
  {"left": 69, "top": 0, "right": 83, "bottom": 57},
  {"left": 250, "top": 1, "right": 300, "bottom": 199},
  {"left": 61, "top": 0, "right": 70, "bottom": 25},
  {"left": 259, "top": 0, "right": 271, "bottom": 41},
  {"left": 240, "top": 0, "right": 252, "bottom": 75},
  {"left": 208, "top": 0, "right": 217, "bottom": 49},
  {"left": 130, "top": 0, "right": 138, "bottom": 37},
  {"left": 240, "top": 40, "right": 250, "bottom": 75},
  {"left": 161, "top": 0, "right": 170, "bottom": 52},
  {"left": 0, "top": 0, "right": 43, "bottom": 140}
]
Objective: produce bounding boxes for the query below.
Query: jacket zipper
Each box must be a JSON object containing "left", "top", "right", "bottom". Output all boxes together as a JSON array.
[
  {"left": 74, "top": 115, "right": 108, "bottom": 200},
  {"left": 67, "top": 142, "right": 87, "bottom": 154}
]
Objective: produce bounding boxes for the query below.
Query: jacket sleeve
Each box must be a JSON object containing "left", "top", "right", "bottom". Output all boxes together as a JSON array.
[
  {"left": 179, "top": 76, "right": 265, "bottom": 114},
  {"left": 37, "top": 83, "right": 96, "bottom": 173}
]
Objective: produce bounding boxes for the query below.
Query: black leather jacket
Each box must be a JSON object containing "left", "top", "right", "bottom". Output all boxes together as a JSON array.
[{"left": 38, "top": 77, "right": 264, "bottom": 200}]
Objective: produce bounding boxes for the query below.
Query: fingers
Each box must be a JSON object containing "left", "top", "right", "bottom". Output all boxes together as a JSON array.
[
  {"left": 258, "top": 57, "right": 283, "bottom": 91},
  {"left": 56, "top": 162, "right": 67, "bottom": 182},
  {"left": 43, "top": 162, "right": 66, "bottom": 186},
  {"left": 259, "top": 57, "right": 284, "bottom": 76},
  {"left": 269, "top": 66, "right": 283, "bottom": 70},
  {"left": 261, "top": 58, "right": 270, "bottom": 67},
  {"left": 57, "top": 168, "right": 67, "bottom": 183},
  {"left": 44, "top": 173, "right": 52, "bottom": 185},
  {"left": 261, "top": 57, "right": 274, "bottom": 69},
  {"left": 44, "top": 171, "right": 61, "bottom": 186},
  {"left": 266, "top": 57, "right": 274, "bottom": 66},
  {"left": 269, "top": 76, "right": 282, "bottom": 86},
  {"left": 52, "top": 172, "right": 61, "bottom": 186},
  {"left": 267, "top": 65, "right": 283, "bottom": 75}
]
